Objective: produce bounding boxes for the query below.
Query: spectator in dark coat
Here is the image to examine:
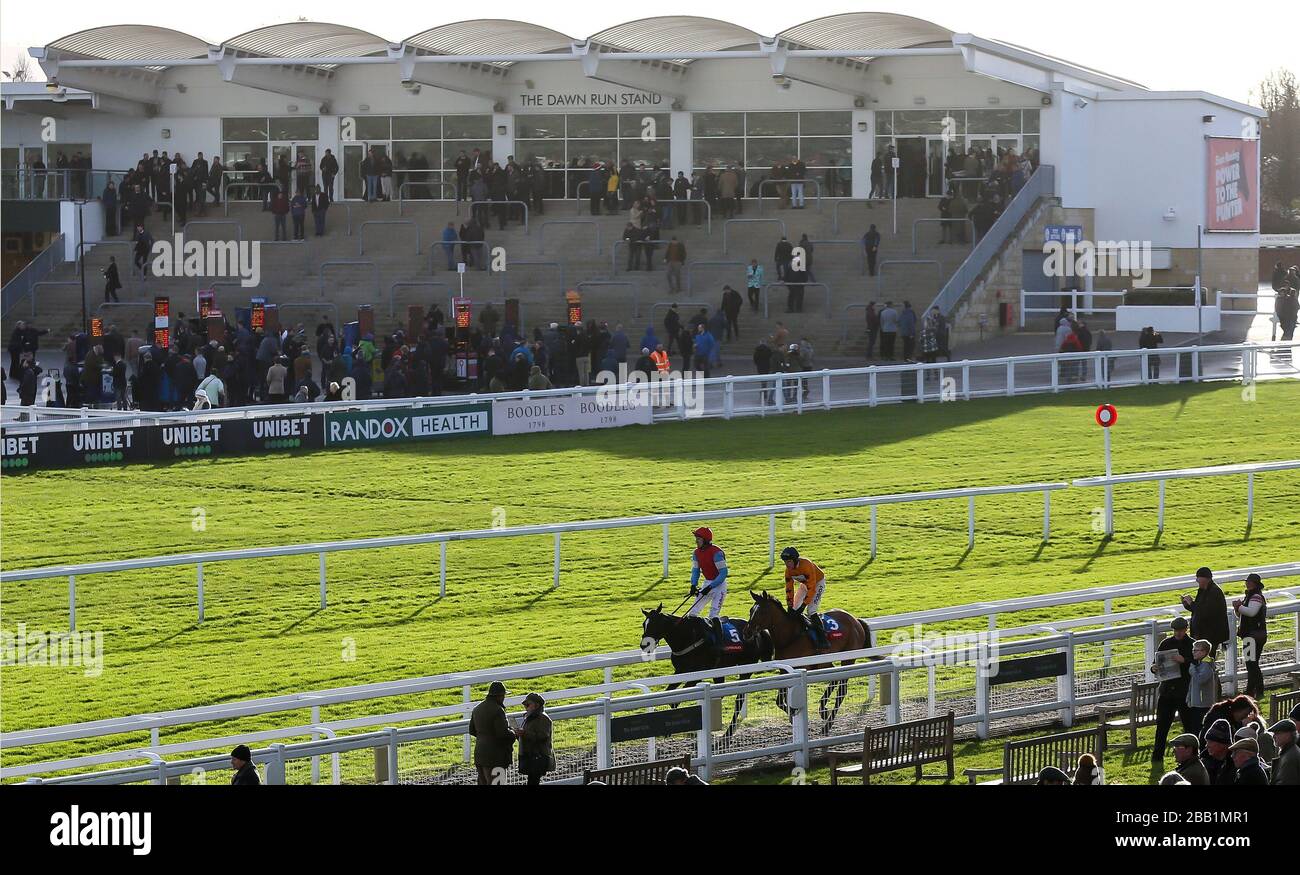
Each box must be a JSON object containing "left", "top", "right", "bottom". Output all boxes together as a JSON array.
[
  {"left": 1200, "top": 719, "right": 1236, "bottom": 785},
  {"left": 1150, "top": 617, "right": 1194, "bottom": 762},
  {"left": 1180, "top": 567, "right": 1229, "bottom": 656},
  {"left": 514, "top": 692, "right": 555, "bottom": 787},
  {"left": 470, "top": 681, "right": 516, "bottom": 785},
  {"left": 1270, "top": 718, "right": 1299, "bottom": 785},
  {"left": 230, "top": 745, "right": 260, "bottom": 786},
  {"left": 1229, "top": 738, "right": 1269, "bottom": 785},
  {"left": 1170, "top": 733, "right": 1210, "bottom": 785}
]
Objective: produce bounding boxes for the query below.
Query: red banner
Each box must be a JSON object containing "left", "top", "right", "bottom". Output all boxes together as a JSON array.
[{"left": 1206, "top": 137, "right": 1259, "bottom": 232}]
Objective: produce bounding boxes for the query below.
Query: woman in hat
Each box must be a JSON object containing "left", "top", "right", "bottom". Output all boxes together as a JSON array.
[
  {"left": 514, "top": 692, "right": 554, "bottom": 787},
  {"left": 1233, "top": 573, "right": 1267, "bottom": 700}
]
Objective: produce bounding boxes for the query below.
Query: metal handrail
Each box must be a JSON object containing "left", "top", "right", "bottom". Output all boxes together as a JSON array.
[
  {"left": 722, "top": 218, "right": 786, "bottom": 256},
  {"left": 318, "top": 260, "right": 379, "bottom": 300},
  {"left": 358, "top": 220, "right": 420, "bottom": 255},
  {"left": 430, "top": 240, "right": 489, "bottom": 273},
  {"left": 756, "top": 177, "right": 823, "bottom": 214},
  {"left": 831, "top": 198, "right": 883, "bottom": 235},
  {"left": 538, "top": 219, "right": 599, "bottom": 255},
  {"left": 222, "top": 182, "right": 282, "bottom": 216},
  {"left": 396, "top": 180, "right": 456, "bottom": 215},
  {"left": 2, "top": 233, "right": 65, "bottom": 320},
  {"left": 1020, "top": 289, "right": 1128, "bottom": 328},
  {"left": 927, "top": 164, "right": 1055, "bottom": 317}
]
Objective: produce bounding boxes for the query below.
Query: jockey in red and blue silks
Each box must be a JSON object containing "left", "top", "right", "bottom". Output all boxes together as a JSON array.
[{"left": 688, "top": 526, "right": 729, "bottom": 621}]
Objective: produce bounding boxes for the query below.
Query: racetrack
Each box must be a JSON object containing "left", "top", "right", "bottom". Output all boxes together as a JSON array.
[{"left": 2, "top": 379, "right": 1298, "bottom": 775}]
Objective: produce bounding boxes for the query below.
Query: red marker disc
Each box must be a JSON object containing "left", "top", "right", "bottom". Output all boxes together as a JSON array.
[{"left": 1095, "top": 404, "right": 1118, "bottom": 428}]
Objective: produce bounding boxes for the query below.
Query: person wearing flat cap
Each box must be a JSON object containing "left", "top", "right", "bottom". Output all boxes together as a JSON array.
[
  {"left": 1179, "top": 567, "right": 1229, "bottom": 657},
  {"left": 1158, "top": 772, "right": 1190, "bottom": 785},
  {"left": 1268, "top": 718, "right": 1298, "bottom": 785},
  {"left": 1201, "top": 718, "right": 1237, "bottom": 785},
  {"left": 514, "top": 692, "right": 555, "bottom": 787},
  {"left": 470, "top": 681, "right": 517, "bottom": 785},
  {"left": 1151, "top": 616, "right": 1195, "bottom": 762},
  {"left": 1169, "top": 733, "right": 1210, "bottom": 785},
  {"left": 1229, "top": 737, "right": 1269, "bottom": 785},
  {"left": 230, "top": 744, "right": 260, "bottom": 786},
  {"left": 1035, "top": 766, "right": 1071, "bottom": 785}
]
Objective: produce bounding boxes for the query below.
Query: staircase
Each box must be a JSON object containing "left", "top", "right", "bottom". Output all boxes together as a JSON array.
[{"left": 8, "top": 196, "right": 973, "bottom": 363}]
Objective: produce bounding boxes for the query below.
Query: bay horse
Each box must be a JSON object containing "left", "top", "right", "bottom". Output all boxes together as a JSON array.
[
  {"left": 744, "top": 590, "right": 874, "bottom": 730},
  {"left": 641, "top": 604, "right": 773, "bottom": 738}
]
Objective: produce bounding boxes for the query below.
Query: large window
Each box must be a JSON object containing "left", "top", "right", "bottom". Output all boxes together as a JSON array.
[
  {"left": 336, "top": 115, "right": 491, "bottom": 198},
  {"left": 514, "top": 113, "right": 671, "bottom": 197},
  {"left": 221, "top": 117, "right": 320, "bottom": 168},
  {"left": 692, "top": 111, "right": 852, "bottom": 193},
  {"left": 872, "top": 109, "right": 1041, "bottom": 198}
]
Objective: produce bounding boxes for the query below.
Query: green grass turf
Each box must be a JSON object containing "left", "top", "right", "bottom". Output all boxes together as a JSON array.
[{"left": 1, "top": 380, "right": 1297, "bottom": 777}]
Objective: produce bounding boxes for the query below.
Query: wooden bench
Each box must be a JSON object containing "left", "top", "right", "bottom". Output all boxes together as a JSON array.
[
  {"left": 964, "top": 724, "right": 1105, "bottom": 785},
  {"left": 582, "top": 755, "right": 692, "bottom": 785},
  {"left": 827, "top": 711, "right": 955, "bottom": 785},
  {"left": 1097, "top": 680, "right": 1159, "bottom": 750},
  {"left": 1271, "top": 688, "right": 1300, "bottom": 725}
]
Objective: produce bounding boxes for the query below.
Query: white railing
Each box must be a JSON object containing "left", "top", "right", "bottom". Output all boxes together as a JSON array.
[
  {"left": 1019, "top": 288, "right": 1127, "bottom": 327},
  {"left": 3, "top": 340, "right": 1297, "bottom": 436},
  {"left": 14, "top": 592, "right": 1299, "bottom": 784},
  {"left": 4, "top": 562, "right": 1295, "bottom": 782},
  {"left": 0, "top": 480, "right": 1070, "bottom": 630},
  {"left": 1072, "top": 459, "right": 1300, "bottom": 536}
]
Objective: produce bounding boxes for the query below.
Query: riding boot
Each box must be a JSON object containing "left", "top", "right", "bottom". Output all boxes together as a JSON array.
[{"left": 811, "top": 614, "right": 829, "bottom": 650}]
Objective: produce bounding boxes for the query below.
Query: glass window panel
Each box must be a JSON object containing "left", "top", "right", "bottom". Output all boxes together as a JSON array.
[
  {"left": 800, "top": 136, "right": 852, "bottom": 166},
  {"left": 222, "top": 143, "right": 268, "bottom": 168},
  {"left": 799, "top": 111, "right": 851, "bottom": 136},
  {"left": 1022, "top": 135, "right": 1040, "bottom": 159},
  {"left": 693, "top": 137, "right": 743, "bottom": 168},
  {"left": 223, "top": 118, "right": 268, "bottom": 141},
  {"left": 746, "top": 112, "right": 797, "bottom": 136},
  {"left": 515, "top": 115, "right": 563, "bottom": 139},
  {"left": 892, "top": 110, "right": 952, "bottom": 135},
  {"left": 442, "top": 116, "right": 491, "bottom": 139},
  {"left": 966, "top": 109, "right": 1021, "bottom": 134},
  {"left": 350, "top": 116, "right": 391, "bottom": 141},
  {"left": 514, "top": 139, "right": 566, "bottom": 169},
  {"left": 566, "top": 114, "right": 617, "bottom": 138},
  {"left": 746, "top": 137, "right": 799, "bottom": 167},
  {"left": 620, "top": 113, "right": 670, "bottom": 139},
  {"left": 619, "top": 138, "right": 670, "bottom": 170},
  {"left": 567, "top": 139, "right": 617, "bottom": 165},
  {"left": 391, "top": 115, "right": 440, "bottom": 140},
  {"left": 390, "top": 141, "right": 438, "bottom": 170},
  {"left": 693, "top": 112, "right": 744, "bottom": 137},
  {"left": 443, "top": 140, "right": 492, "bottom": 171},
  {"left": 269, "top": 117, "right": 319, "bottom": 140},
  {"left": 877, "top": 112, "right": 894, "bottom": 135},
  {"left": 1023, "top": 109, "right": 1040, "bottom": 133}
]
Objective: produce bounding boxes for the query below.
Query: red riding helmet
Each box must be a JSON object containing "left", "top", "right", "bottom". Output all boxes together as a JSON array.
[{"left": 692, "top": 527, "right": 713, "bottom": 542}]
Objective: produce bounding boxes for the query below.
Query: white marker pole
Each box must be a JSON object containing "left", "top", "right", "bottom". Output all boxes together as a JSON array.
[{"left": 1103, "top": 423, "right": 1113, "bottom": 536}]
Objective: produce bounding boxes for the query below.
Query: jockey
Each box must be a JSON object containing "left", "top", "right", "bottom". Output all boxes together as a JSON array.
[
  {"left": 781, "top": 547, "right": 828, "bottom": 649},
  {"left": 688, "top": 526, "right": 728, "bottom": 642}
]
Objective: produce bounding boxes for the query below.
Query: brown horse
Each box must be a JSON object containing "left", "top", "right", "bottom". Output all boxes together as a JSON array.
[{"left": 744, "top": 590, "right": 874, "bottom": 728}]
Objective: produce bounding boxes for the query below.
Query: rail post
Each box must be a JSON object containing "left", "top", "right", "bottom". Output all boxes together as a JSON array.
[
  {"left": 662, "top": 523, "right": 670, "bottom": 578},
  {"left": 68, "top": 575, "right": 76, "bottom": 632},
  {"left": 1042, "top": 490, "right": 1051, "bottom": 542},
  {"left": 553, "top": 533, "right": 561, "bottom": 589},
  {"left": 197, "top": 563, "right": 204, "bottom": 624},
  {"left": 697, "top": 682, "right": 715, "bottom": 781},
  {"left": 870, "top": 506, "right": 878, "bottom": 559},
  {"left": 768, "top": 514, "right": 776, "bottom": 568},
  {"left": 440, "top": 542, "right": 447, "bottom": 597},
  {"left": 967, "top": 496, "right": 975, "bottom": 549},
  {"left": 319, "top": 552, "right": 327, "bottom": 609},
  {"left": 1059, "top": 632, "right": 1076, "bottom": 727}
]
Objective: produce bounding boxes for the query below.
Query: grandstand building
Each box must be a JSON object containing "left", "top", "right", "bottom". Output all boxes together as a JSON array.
[{"left": 1, "top": 13, "right": 1265, "bottom": 340}]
